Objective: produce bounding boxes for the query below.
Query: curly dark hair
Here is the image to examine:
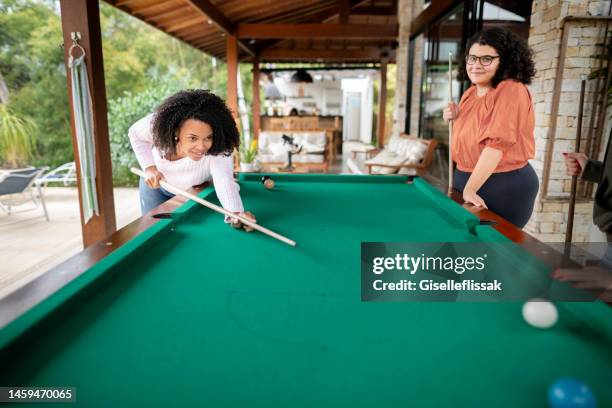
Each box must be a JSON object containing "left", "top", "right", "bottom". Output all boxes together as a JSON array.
[
  {"left": 151, "top": 89, "right": 239, "bottom": 157},
  {"left": 458, "top": 27, "right": 535, "bottom": 87}
]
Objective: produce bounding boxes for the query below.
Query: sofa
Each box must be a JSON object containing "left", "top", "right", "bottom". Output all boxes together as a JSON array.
[{"left": 257, "top": 131, "right": 330, "bottom": 170}]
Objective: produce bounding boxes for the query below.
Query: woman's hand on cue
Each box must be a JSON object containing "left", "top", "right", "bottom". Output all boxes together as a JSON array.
[
  {"left": 230, "top": 211, "right": 257, "bottom": 232},
  {"left": 562, "top": 152, "right": 587, "bottom": 177},
  {"left": 443, "top": 102, "right": 459, "bottom": 122},
  {"left": 144, "top": 166, "right": 165, "bottom": 189},
  {"left": 463, "top": 188, "right": 488, "bottom": 209}
]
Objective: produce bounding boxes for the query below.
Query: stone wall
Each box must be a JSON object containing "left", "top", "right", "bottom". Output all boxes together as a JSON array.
[{"left": 527, "top": 0, "right": 611, "bottom": 242}]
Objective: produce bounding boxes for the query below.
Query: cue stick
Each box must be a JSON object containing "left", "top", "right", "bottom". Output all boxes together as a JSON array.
[
  {"left": 130, "top": 167, "right": 297, "bottom": 247},
  {"left": 565, "top": 75, "right": 587, "bottom": 244},
  {"left": 448, "top": 52, "right": 454, "bottom": 194}
]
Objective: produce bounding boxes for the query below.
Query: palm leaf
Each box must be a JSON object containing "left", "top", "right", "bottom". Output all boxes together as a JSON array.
[{"left": 0, "top": 104, "right": 38, "bottom": 167}]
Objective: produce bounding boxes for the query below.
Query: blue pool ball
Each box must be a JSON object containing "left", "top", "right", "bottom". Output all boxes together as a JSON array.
[{"left": 548, "top": 378, "right": 597, "bottom": 408}]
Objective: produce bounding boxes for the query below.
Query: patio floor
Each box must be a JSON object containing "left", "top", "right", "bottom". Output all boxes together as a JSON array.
[{"left": 0, "top": 187, "right": 140, "bottom": 299}]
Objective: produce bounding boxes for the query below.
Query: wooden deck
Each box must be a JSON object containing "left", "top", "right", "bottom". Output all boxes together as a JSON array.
[{"left": 0, "top": 187, "right": 140, "bottom": 299}]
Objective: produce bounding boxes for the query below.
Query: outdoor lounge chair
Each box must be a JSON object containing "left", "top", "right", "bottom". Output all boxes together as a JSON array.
[
  {"left": 0, "top": 168, "right": 49, "bottom": 222},
  {"left": 346, "top": 134, "right": 437, "bottom": 176},
  {"left": 364, "top": 135, "right": 437, "bottom": 176},
  {"left": 36, "top": 161, "right": 77, "bottom": 188}
]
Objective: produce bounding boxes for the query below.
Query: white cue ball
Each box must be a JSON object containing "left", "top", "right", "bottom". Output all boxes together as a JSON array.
[{"left": 522, "top": 299, "right": 558, "bottom": 329}]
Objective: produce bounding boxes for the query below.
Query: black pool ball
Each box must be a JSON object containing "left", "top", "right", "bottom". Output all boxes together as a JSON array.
[{"left": 261, "top": 176, "right": 275, "bottom": 190}]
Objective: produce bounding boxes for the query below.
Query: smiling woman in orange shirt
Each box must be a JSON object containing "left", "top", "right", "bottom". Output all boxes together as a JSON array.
[{"left": 443, "top": 27, "right": 538, "bottom": 228}]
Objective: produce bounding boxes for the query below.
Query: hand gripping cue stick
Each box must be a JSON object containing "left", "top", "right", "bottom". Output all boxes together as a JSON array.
[
  {"left": 131, "top": 167, "right": 297, "bottom": 247},
  {"left": 448, "top": 51, "right": 454, "bottom": 194},
  {"left": 565, "top": 75, "right": 587, "bottom": 244}
]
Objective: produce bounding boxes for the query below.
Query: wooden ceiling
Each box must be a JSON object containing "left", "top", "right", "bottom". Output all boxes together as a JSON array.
[{"left": 103, "top": 0, "right": 398, "bottom": 62}]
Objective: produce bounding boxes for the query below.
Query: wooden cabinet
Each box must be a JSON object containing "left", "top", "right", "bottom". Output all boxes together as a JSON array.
[{"left": 260, "top": 115, "right": 342, "bottom": 132}]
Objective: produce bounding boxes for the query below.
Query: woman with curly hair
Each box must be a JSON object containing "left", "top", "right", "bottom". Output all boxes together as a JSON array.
[
  {"left": 443, "top": 27, "right": 538, "bottom": 228},
  {"left": 129, "top": 89, "right": 255, "bottom": 230}
]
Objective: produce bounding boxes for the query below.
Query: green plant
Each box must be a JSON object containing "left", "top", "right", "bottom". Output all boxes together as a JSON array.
[
  {"left": 0, "top": 104, "right": 38, "bottom": 168},
  {"left": 239, "top": 139, "right": 258, "bottom": 163},
  {"left": 108, "top": 81, "right": 187, "bottom": 186}
]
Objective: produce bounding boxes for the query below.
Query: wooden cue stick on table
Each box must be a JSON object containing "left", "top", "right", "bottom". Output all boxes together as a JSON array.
[
  {"left": 566, "top": 75, "right": 587, "bottom": 243},
  {"left": 130, "top": 167, "right": 297, "bottom": 247},
  {"left": 448, "top": 52, "right": 454, "bottom": 194}
]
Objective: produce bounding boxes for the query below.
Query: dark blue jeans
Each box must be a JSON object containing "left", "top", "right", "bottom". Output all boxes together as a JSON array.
[
  {"left": 453, "top": 163, "right": 539, "bottom": 228},
  {"left": 139, "top": 177, "right": 175, "bottom": 215}
]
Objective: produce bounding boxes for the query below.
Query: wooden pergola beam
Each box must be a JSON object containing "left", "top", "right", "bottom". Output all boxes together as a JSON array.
[
  {"left": 226, "top": 35, "right": 239, "bottom": 122},
  {"left": 160, "top": 12, "right": 206, "bottom": 29},
  {"left": 185, "top": 0, "right": 256, "bottom": 57},
  {"left": 351, "top": 6, "right": 397, "bottom": 15},
  {"left": 192, "top": 37, "right": 223, "bottom": 49},
  {"left": 259, "top": 48, "right": 391, "bottom": 61},
  {"left": 339, "top": 0, "right": 350, "bottom": 24},
  {"left": 115, "top": 0, "right": 136, "bottom": 6},
  {"left": 238, "top": 24, "right": 397, "bottom": 39},
  {"left": 59, "top": 0, "right": 116, "bottom": 247},
  {"left": 186, "top": 0, "right": 233, "bottom": 33},
  {"left": 182, "top": 31, "right": 210, "bottom": 43},
  {"left": 260, "top": 3, "right": 335, "bottom": 26},
  {"left": 164, "top": 15, "right": 208, "bottom": 34},
  {"left": 176, "top": 24, "right": 213, "bottom": 39},
  {"left": 254, "top": 0, "right": 371, "bottom": 54},
  {"left": 147, "top": 6, "right": 194, "bottom": 23},
  {"left": 410, "top": 0, "right": 459, "bottom": 37},
  {"left": 130, "top": 1, "right": 176, "bottom": 16}
]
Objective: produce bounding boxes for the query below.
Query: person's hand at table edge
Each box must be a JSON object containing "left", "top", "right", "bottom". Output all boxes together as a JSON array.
[
  {"left": 144, "top": 165, "right": 165, "bottom": 189},
  {"left": 230, "top": 211, "right": 257, "bottom": 232},
  {"left": 552, "top": 266, "right": 612, "bottom": 302},
  {"left": 463, "top": 188, "right": 488, "bottom": 209}
]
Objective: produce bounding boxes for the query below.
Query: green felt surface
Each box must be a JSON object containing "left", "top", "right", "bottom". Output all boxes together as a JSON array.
[{"left": 1, "top": 174, "right": 611, "bottom": 407}]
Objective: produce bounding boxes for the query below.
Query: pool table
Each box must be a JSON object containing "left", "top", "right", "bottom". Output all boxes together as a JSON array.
[{"left": 0, "top": 174, "right": 610, "bottom": 407}]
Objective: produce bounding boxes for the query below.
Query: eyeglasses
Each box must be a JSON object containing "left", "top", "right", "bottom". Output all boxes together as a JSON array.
[{"left": 465, "top": 54, "right": 499, "bottom": 66}]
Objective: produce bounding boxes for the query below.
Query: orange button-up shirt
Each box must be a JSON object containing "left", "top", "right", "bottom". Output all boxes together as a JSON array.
[{"left": 451, "top": 79, "right": 535, "bottom": 173}]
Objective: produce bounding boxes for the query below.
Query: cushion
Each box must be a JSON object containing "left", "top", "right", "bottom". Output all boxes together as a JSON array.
[
  {"left": 302, "top": 132, "right": 327, "bottom": 146},
  {"left": 395, "top": 138, "right": 411, "bottom": 157},
  {"left": 366, "top": 151, "right": 406, "bottom": 174},
  {"left": 258, "top": 132, "right": 286, "bottom": 150},
  {"left": 406, "top": 141, "right": 428, "bottom": 164},
  {"left": 301, "top": 145, "right": 325, "bottom": 154},
  {"left": 351, "top": 143, "right": 376, "bottom": 153},
  {"left": 268, "top": 143, "right": 291, "bottom": 157},
  {"left": 390, "top": 138, "right": 428, "bottom": 164},
  {"left": 293, "top": 154, "right": 325, "bottom": 163},
  {"left": 258, "top": 131, "right": 328, "bottom": 165},
  {"left": 398, "top": 167, "right": 417, "bottom": 175},
  {"left": 387, "top": 135, "right": 402, "bottom": 153}
]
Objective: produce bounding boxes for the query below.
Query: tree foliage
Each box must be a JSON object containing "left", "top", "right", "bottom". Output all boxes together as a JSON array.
[{"left": 0, "top": 104, "right": 38, "bottom": 167}]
